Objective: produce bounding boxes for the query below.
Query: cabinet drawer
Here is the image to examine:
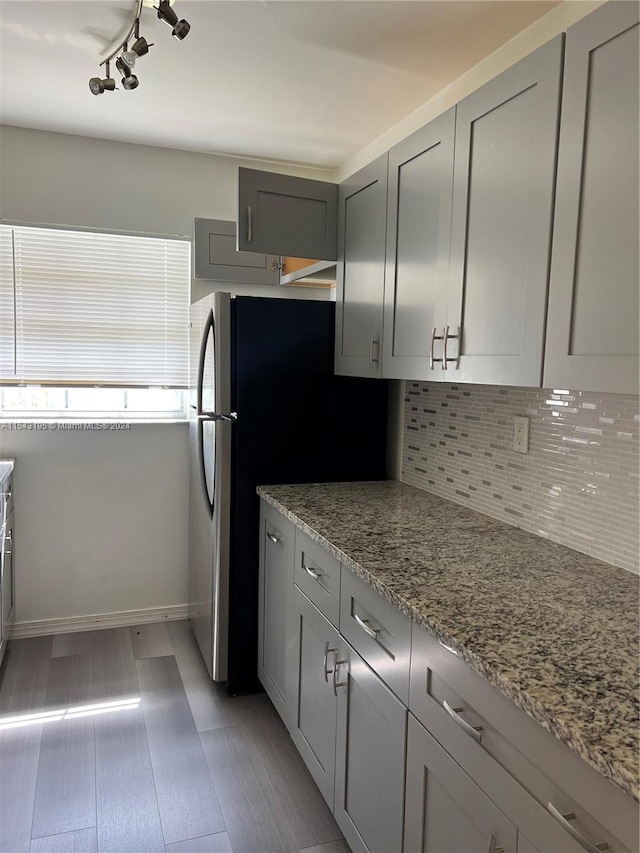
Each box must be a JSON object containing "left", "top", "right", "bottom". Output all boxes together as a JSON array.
[
  {"left": 410, "top": 625, "right": 638, "bottom": 853},
  {"left": 294, "top": 529, "right": 341, "bottom": 628},
  {"left": 339, "top": 568, "right": 411, "bottom": 703}
]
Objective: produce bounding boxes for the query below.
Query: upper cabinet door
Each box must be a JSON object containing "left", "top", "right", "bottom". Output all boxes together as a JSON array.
[
  {"left": 194, "top": 219, "right": 280, "bottom": 284},
  {"left": 382, "top": 110, "right": 455, "bottom": 381},
  {"left": 544, "top": 2, "right": 639, "bottom": 394},
  {"left": 335, "top": 155, "right": 388, "bottom": 378},
  {"left": 237, "top": 168, "right": 338, "bottom": 260},
  {"left": 446, "top": 36, "right": 563, "bottom": 386}
]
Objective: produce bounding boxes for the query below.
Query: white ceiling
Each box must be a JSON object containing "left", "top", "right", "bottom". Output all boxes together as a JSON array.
[{"left": 0, "top": 0, "right": 560, "bottom": 168}]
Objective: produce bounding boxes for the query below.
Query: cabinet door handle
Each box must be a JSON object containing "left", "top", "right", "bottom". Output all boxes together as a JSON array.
[
  {"left": 354, "top": 613, "right": 380, "bottom": 640},
  {"left": 303, "top": 564, "right": 322, "bottom": 581},
  {"left": 323, "top": 641, "right": 337, "bottom": 682},
  {"left": 247, "top": 206, "right": 253, "bottom": 243},
  {"left": 488, "top": 836, "right": 504, "bottom": 853},
  {"left": 266, "top": 531, "right": 280, "bottom": 544},
  {"left": 368, "top": 333, "right": 379, "bottom": 367},
  {"left": 441, "top": 324, "right": 450, "bottom": 370},
  {"left": 332, "top": 656, "right": 348, "bottom": 696},
  {"left": 429, "top": 327, "right": 436, "bottom": 370},
  {"left": 442, "top": 699, "right": 483, "bottom": 742},
  {"left": 547, "top": 804, "right": 608, "bottom": 852}
]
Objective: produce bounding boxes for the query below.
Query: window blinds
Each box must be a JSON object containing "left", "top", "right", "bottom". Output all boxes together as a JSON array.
[{"left": 0, "top": 225, "right": 190, "bottom": 387}]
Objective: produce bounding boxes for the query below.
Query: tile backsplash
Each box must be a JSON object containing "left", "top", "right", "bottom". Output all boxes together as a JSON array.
[{"left": 402, "top": 383, "right": 639, "bottom": 573}]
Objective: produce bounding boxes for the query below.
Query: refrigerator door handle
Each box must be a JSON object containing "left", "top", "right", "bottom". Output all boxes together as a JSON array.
[
  {"left": 197, "top": 309, "right": 215, "bottom": 519},
  {"left": 198, "top": 411, "right": 238, "bottom": 423}
]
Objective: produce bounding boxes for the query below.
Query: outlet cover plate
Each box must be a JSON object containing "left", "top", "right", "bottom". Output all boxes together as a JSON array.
[{"left": 513, "top": 416, "right": 530, "bottom": 454}]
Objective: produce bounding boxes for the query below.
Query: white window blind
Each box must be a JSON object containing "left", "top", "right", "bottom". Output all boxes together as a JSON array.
[
  {"left": 0, "top": 224, "right": 190, "bottom": 387},
  {"left": 0, "top": 226, "right": 15, "bottom": 379}
]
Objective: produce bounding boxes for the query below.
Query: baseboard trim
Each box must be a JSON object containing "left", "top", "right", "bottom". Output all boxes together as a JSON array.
[{"left": 9, "top": 604, "right": 189, "bottom": 639}]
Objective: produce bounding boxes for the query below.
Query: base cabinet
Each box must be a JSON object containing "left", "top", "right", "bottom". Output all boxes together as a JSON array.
[
  {"left": 404, "top": 714, "right": 517, "bottom": 853},
  {"left": 334, "top": 646, "right": 407, "bottom": 853}
]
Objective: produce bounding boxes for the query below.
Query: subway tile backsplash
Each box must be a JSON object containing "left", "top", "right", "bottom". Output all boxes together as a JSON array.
[{"left": 402, "top": 383, "right": 639, "bottom": 573}]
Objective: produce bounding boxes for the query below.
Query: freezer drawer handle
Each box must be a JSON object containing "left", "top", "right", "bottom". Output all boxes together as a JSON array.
[
  {"left": 547, "top": 804, "right": 608, "bottom": 852},
  {"left": 354, "top": 612, "right": 380, "bottom": 640},
  {"left": 266, "top": 532, "right": 280, "bottom": 544},
  {"left": 442, "top": 699, "right": 483, "bottom": 742},
  {"left": 303, "top": 564, "right": 322, "bottom": 581}
]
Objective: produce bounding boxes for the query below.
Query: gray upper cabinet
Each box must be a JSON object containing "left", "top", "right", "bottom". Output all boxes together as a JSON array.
[
  {"left": 445, "top": 36, "right": 563, "bottom": 386},
  {"left": 194, "top": 219, "right": 280, "bottom": 284},
  {"left": 236, "top": 168, "right": 338, "bottom": 260},
  {"left": 382, "top": 110, "right": 455, "bottom": 381},
  {"left": 335, "top": 155, "right": 388, "bottom": 378},
  {"left": 544, "top": 1, "right": 639, "bottom": 394}
]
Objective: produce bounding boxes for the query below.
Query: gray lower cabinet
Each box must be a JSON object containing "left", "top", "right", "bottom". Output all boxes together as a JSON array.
[
  {"left": 2, "top": 509, "right": 14, "bottom": 630},
  {"left": 334, "top": 639, "right": 407, "bottom": 853},
  {"left": 543, "top": 1, "right": 639, "bottom": 394},
  {"left": 404, "top": 714, "right": 518, "bottom": 853},
  {"left": 335, "top": 155, "right": 388, "bottom": 378},
  {"left": 444, "top": 35, "right": 563, "bottom": 386},
  {"left": 382, "top": 109, "right": 455, "bottom": 381},
  {"left": 236, "top": 168, "right": 338, "bottom": 260},
  {"left": 291, "top": 586, "right": 340, "bottom": 808},
  {"left": 257, "top": 502, "right": 295, "bottom": 726}
]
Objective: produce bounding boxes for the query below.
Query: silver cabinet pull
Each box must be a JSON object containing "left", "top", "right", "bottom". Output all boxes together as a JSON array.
[
  {"left": 266, "top": 531, "right": 280, "bottom": 544},
  {"left": 442, "top": 324, "right": 460, "bottom": 369},
  {"left": 488, "top": 836, "right": 504, "bottom": 853},
  {"left": 429, "top": 327, "right": 436, "bottom": 370},
  {"left": 442, "top": 699, "right": 483, "bottom": 742},
  {"left": 368, "top": 332, "right": 379, "bottom": 367},
  {"left": 333, "top": 656, "right": 348, "bottom": 696},
  {"left": 354, "top": 613, "right": 380, "bottom": 640},
  {"left": 303, "top": 564, "right": 322, "bottom": 581},
  {"left": 247, "top": 206, "right": 253, "bottom": 243},
  {"left": 547, "top": 804, "right": 609, "bottom": 852},
  {"left": 323, "top": 641, "right": 337, "bottom": 682}
]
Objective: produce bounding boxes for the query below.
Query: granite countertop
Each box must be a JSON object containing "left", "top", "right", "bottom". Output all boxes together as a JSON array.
[
  {"left": 0, "top": 459, "right": 14, "bottom": 485},
  {"left": 257, "top": 480, "right": 639, "bottom": 802}
]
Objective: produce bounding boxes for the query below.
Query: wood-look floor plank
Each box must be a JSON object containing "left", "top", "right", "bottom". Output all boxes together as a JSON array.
[
  {"left": 95, "top": 720, "right": 164, "bottom": 853},
  {"left": 31, "top": 654, "right": 96, "bottom": 839},
  {"left": 131, "top": 623, "right": 173, "bottom": 660},
  {"left": 91, "top": 627, "right": 143, "bottom": 729},
  {"left": 0, "top": 636, "right": 53, "bottom": 853},
  {"left": 167, "top": 620, "right": 268, "bottom": 732},
  {"left": 200, "top": 702, "right": 341, "bottom": 853},
  {"left": 165, "top": 833, "right": 233, "bottom": 853},
  {"left": 136, "top": 656, "right": 224, "bottom": 845},
  {"left": 51, "top": 632, "right": 94, "bottom": 658},
  {"left": 30, "top": 828, "right": 97, "bottom": 853},
  {"left": 300, "top": 842, "right": 351, "bottom": 853}
]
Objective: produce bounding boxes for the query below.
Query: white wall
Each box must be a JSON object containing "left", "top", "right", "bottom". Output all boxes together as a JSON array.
[
  {"left": 0, "top": 127, "right": 335, "bottom": 628},
  {"left": 0, "top": 424, "right": 188, "bottom": 624}
]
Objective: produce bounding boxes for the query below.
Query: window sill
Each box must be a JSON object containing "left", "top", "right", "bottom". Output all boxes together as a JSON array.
[{"left": 0, "top": 418, "right": 188, "bottom": 427}]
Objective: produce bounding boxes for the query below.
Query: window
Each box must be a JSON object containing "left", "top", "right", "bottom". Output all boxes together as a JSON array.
[{"left": 0, "top": 224, "right": 190, "bottom": 419}]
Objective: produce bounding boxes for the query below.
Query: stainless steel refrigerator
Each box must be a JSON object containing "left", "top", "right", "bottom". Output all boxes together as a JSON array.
[{"left": 189, "top": 292, "right": 388, "bottom": 694}]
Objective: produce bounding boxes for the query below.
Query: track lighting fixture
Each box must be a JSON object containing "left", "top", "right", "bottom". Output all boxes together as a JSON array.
[
  {"left": 115, "top": 56, "right": 139, "bottom": 90},
  {"left": 155, "top": 0, "right": 191, "bottom": 40},
  {"left": 89, "top": 0, "right": 191, "bottom": 95},
  {"left": 89, "top": 62, "right": 116, "bottom": 95}
]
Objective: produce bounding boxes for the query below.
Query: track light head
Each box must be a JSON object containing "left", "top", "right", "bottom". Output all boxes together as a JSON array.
[
  {"left": 155, "top": 0, "right": 190, "bottom": 40},
  {"left": 121, "top": 36, "right": 153, "bottom": 68},
  {"left": 115, "top": 57, "right": 139, "bottom": 90},
  {"left": 89, "top": 76, "right": 116, "bottom": 95}
]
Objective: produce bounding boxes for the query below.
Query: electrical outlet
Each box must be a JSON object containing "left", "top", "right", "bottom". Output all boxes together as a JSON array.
[{"left": 513, "top": 416, "right": 530, "bottom": 454}]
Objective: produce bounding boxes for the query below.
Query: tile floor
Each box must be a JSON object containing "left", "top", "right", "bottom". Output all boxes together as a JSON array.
[{"left": 0, "top": 621, "right": 349, "bottom": 853}]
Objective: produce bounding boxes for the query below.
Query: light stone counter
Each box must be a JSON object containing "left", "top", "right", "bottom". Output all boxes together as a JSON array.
[{"left": 257, "top": 480, "right": 639, "bottom": 802}]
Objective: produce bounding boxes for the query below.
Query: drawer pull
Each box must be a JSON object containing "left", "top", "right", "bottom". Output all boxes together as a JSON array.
[
  {"left": 443, "top": 699, "right": 483, "bottom": 742},
  {"left": 303, "top": 564, "right": 322, "bottom": 581},
  {"left": 488, "top": 836, "right": 504, "bottom": 853},
  {"left": 354, "top": 613, "right": 380, "bottom": 640},
  {"left": 547, "top": 804, "right": 609, "bottom": 852},
  {"left": 333, "top": 656, "right": 348, "bottom": 696},
  {"left": 323, "top": 641, "right": 337, "bottom": 683},
  {"left": 266, "top": 531, "right": 280, "bottom": 544}
]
